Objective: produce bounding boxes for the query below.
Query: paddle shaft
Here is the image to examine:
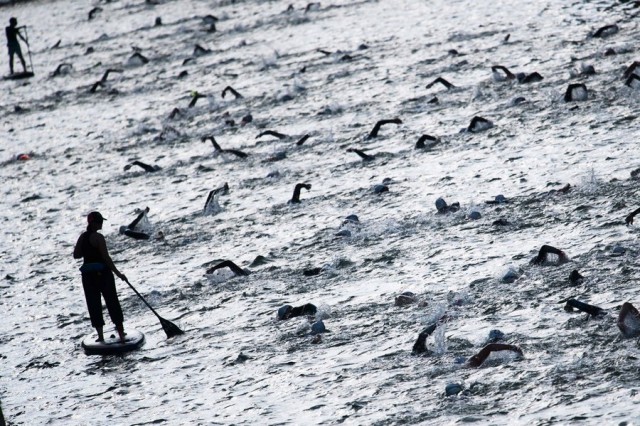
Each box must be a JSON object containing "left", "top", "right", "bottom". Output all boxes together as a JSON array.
[
  {"left": 124, "top": 278, "right": 165, "bottom": 322},
  {"left": 23, "top": 26, "right": 34, "bottom": 74}
]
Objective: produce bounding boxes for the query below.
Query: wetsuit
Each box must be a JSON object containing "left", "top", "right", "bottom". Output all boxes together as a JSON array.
[
  {"left": 79, "top": 231, "right": 124, "bottom": 329},
  {"left": 120, "top": 209, "right": 151, "bottom": 240}
]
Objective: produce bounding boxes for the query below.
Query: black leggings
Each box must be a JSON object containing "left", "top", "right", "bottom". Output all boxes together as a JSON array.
[{"left": 81, "top": 270, "right": 124, "bottom": 328}]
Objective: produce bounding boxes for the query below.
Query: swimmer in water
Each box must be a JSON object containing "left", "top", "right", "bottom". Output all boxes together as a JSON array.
[
  {"left": 290, "top": 183, "right": 311, "bottom": 203},
  {"left": 277, "top": 303, "right": 317, "bottom": 320},
  {"left": 466, "top": 343, "right": 523, "bottom": 367},
  {"left": 51, "top": 63, "right": 73, "bottom": 78},
  {"left": 625, "top": 207, "right": 640, "bottom": 225},
  {"left": 201, "top": 136, "right": 248, "bottom": 158},
  {"left": 467, "top": 116, "right": 493, "bottom": 133},
  {"left": 562, "top": 299, "right": 640, "bottom": 338},
  {"left": 189, "top": 91, "right": 207, "bottom": 108},
  {"left": 296, "top": 134, "right": 311, "bottom": 146},
  {"left": 531, "top": 245, "right": 569, "bottom": 265},
  {"left": 88, "top": 7, "right": 102, "bottom": 20},
  {"left": 518, "top": 72, "right": 543, "bottom": 84},
  {"left": 491, "top": 65, "right": 516, "bottom": 81},
  {"left": 563, "top": 298, "right": 604, "bottom": 317},
  {"left": 412, "top": 323, "right": 437, "bottom": 354},
  {"left": 435, "top": 197, "right": 460, "bottom": 214},
  {"left": 193, "top": 44, "right": 211, "bottom": 56},
  {"left": 415, "top": 134, "right": 439, "bottom": 150},
  {"left": 346, "top": 148, "right": 374, "bottom": 162},
  {"left": 256, "top": 130, "right": 288, "bottom": 140},
  {"left": 203, "top": 182, "right": 229, "bottom": 213},
  {"left": 367, "top": 118, "right": 402, "bottom": 139},
  {"left": 221, "top": 86, "right": 243, "bottom": 99},
  {"left": 617, "top": 302, "right": 640, "bottom": 338},
  {"left": 564, "top": 83, "right": 588, "bottom": 102},
  {"left": 623, "top": 61, "right": 640, "bottom": 80},
  {"left": 119, "top": 207, "right": 151, "bottom": 240},
  {"left": 168, "top": 108, "right": 183, "bottom": 119},
  {"left": 205, "top": 260, "right": 250, "bottom": 276},
  {"left": 90, "top": 69, "right": 123, "bottom": 93},
  {"left": 624, "top": 73, "right": 640, "bottom": 88},
  {"left": 591, "top": 24, "right": 618, "bottom": 38},
  {"left": 241, "top": 114, "right": 253, "bottom": 126},
  {"left": 100, "top": 68, "right": 123, "bottom": 83},
  {"left": 128, "top": 52, "right": 149, "bottom": 65},
  {"left": 89, "top": 81, "right": 105, "bottom": 93},
  {"left": 426, "top": 77, "right": 455, "bottom": 90},
  {"left": 412, "top": 324, "right": 523, "bottom": 367},
  {"left": 124, "top": 160, "right": 160, "bottom": 173},
  {"left": 395, "top": 291, "right": 418, "bottom": 306},
  {"left": 6, "top": 17, "right": 28, "bottom": 75},
  {"left": 569, "top": 269, "right": 584, "bottom": 285}
]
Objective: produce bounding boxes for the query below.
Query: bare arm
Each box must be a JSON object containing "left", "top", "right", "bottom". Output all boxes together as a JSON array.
[
  {"left": 91, "top": 233, "right": 126, "bottom": 280},
  {"left": 73, "top": 234, "right": 85, "bottom": 259},
  {"left": 564, "top": 299, "right": 603, "bottom": 317},
  {"left": 412, "top": 323, "right": 437, "bottom": 355},
  {"left": 16, "top": 28, "right": 27, "bottom": 44},
  {"left": 206, "top": 260, "right": 248, "bottom": 276},
  {"left": 467, "top": 343, "right": 523, "bottom": 368},
  {"left": 531, "top": 245, "right": 568, "bottom": 265},
  {"left": 128, "top": 207, "right": 149, "bottom": 230},
  {"left": 625, "top": 207, "right": 640, "bottom": 225}
]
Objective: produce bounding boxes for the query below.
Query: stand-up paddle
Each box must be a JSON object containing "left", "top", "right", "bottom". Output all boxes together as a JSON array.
[
  {"left": 23, "top": 25, "right": 34, "bottom": 75},
  {"left": 124, "top": 278, "right": 184, "bottom": 338}
]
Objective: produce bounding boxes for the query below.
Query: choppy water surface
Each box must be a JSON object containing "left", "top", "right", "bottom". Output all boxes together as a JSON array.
[{"left": 2, "top": 0, "right": 640, "bottom": 423}]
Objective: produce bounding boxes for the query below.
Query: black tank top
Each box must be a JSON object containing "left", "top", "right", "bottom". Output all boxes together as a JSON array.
[
  {"left": 81, "top": 231, "right": 104, "bottom": 264},
  {"left": 5, "top": 26, "right": 18, "bottom": 45}
]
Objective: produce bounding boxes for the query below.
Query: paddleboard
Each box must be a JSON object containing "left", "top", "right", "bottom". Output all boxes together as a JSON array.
[
  {"left": 3, "top": 71, "right": 34, "bottom": 80},
  {"left": 81, "top": 329, "right": 145, "bottom": 355}
]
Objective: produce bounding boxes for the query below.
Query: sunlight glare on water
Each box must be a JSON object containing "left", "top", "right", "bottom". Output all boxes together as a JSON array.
[{"left": 2, "top": 0, "right": 640, "bottom": 424}]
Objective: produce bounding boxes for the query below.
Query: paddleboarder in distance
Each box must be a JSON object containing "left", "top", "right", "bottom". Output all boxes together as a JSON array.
[
  {"left": 6, "top": 17, "right": 27, "bottom": 75},
  {"left": 73, "top": 211, "right": 128, "bottom": 343}
]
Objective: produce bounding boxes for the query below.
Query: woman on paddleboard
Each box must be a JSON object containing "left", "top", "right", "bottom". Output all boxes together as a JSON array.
[{"left": 73, "top": 211, "right": 127, "bottom": 343}]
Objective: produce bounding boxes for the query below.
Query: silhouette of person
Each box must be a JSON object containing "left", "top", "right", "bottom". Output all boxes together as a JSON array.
[{"left": 6, "top": 17, "right": 27, "bottom": 75}]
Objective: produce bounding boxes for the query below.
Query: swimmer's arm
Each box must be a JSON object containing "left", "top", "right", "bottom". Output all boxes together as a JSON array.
[
  {"left": 92, "top": 233, "right": 126, "bottom": 280},
  {"left": 532, "top": 245, "right": 568, "bottom": 264},
  {"left": 412, "top": 323, "right": 437, "bottom": 355},
  {"left": 127, "top": 208, "right": 148, "bottom": 230},
  {"left": 625, "top": 208, "right": 640, "bottom": 225},
  {"left": 467, "top": 343, "right": 523, "bottom": 368},
  {"left": 73, "top": 234, "right": 84, "bottom": 259},
  {"left": 206, "top": 260, "right": 248, "bottom": 276}
]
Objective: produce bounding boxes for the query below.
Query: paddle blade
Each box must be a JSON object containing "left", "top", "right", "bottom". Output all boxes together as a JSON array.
[{"left": 160, "top": 317, "right": 184, "bottom": 338}]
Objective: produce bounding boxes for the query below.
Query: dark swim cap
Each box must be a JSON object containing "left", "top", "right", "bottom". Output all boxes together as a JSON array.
[
  {"left": 277, "top": 305, "right": 293, "bottom": 320},
  {"left": 435, "top": 197, "right": 447, "bottom": 212},
  {"left": 87, "top": 211, "right": 106, "bottom": 223}
]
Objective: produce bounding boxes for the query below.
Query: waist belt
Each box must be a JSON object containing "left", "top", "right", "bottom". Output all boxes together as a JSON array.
[{"left": 80, "top": 263, "right": 107, "bottom": 273}]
